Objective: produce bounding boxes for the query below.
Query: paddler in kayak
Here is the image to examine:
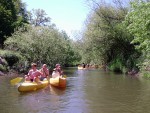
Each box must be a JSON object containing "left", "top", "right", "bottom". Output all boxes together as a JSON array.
[
  {"left": 52, "top": 64, "right": 63, "bottom": 78},
  {"left": 25, "top": 63, "right": 43, "bottom": 83},
  {"left": 39, "top": 64, "right": 49, "bottom": 81}
]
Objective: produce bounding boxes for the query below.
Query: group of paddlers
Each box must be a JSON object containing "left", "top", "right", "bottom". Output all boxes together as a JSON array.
[
  {"left": 78, "top": 63, "right": 99, "bottom": 69},
  {"left": 25, "top": 63, "right": 63, "bottom": 82}
]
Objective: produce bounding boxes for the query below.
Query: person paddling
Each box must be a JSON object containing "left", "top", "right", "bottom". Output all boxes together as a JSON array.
[
  {"left": 25, "top": 63, "right": 42, "bottom": 83},
  {"left": 52, "top": 64, "right": 63, "bottom": 78},
  {"left": 39, "top": 64, "right": 49, "bottom": 81}
]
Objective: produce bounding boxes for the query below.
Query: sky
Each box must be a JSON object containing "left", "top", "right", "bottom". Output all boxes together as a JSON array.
[{"left": 22, "top": 0, "right": 90, "bottom": 39}]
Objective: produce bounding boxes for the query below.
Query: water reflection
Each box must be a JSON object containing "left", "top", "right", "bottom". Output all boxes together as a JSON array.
[
  {"left": 1, "top": 68, "right": 150, "bottom": 113},
  {"left": 50, "top": 85, "right": 66, "bottom": 95}
]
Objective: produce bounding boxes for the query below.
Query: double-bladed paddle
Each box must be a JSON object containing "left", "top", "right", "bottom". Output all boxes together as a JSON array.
[{"left": 10, "top": 77, "right": 23, "bottom": 85}]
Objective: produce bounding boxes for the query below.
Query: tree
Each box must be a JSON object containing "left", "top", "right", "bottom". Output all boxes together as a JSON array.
[
  {"left": 81, "top": 0, "right": 140, "bottom": 72},
  {"left": 125, "top": 0, "right": 150, "bottom": 70},
  {"left": 61, "top": 31, "right": 82, "bottom": 66},
  {"left": 28, "top": 9, "right": 51, "bottom": 26},
  {"left": 4, "top": 25, "right": 80, "bottom": 67},
  {"left": 0, "top": 0, "right": 28, "bottom": 48}
]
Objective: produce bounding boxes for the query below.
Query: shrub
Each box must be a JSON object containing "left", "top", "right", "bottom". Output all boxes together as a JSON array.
[
  {"left": 0, "top": 64, "right": 7, "bottom": 72},
  {"left": 109, "top": 58, "right": 126, "bottom": 73},
  {"left": 0, "top": 49, "right": 24, "bottom": 67},
  {"left": 143, "top": 71, "right": 150, "bottom": 79}
]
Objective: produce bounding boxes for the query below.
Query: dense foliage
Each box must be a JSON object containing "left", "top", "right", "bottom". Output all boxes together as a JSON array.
[
  {"left": 0, "top": 0, "right": 149, "bottom": 76},
  {"left": 79, "top": 0, "right": 141, "bottom": 73},
  {"left": 28, "top": 9, "right": 51, "bottom": 26},
  {"left": 0, "top": 49, "right": 24, "bottom": 71},
  {"left": 4, "top": 26, "right": 80, "bottom": 68},
  {"left": 0, "top": 0, "right": 28, "bottom": 48},
  {"left": 125, "top": 0, "right": 150, "bottom": 71},
  {"left": 124, "top": 0, "right": 150, "bottom": 77},
  {"left": 0, "top": 0, "right": 81, "bottom": 71}
]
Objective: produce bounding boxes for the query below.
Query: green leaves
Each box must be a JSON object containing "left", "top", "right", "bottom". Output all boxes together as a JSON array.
[
  {"left": 28, "top": 9, "right": 51, "bottom": 27},
  {"left": 4, "top": 25, "right": 80, "bottom": 67},
  {"left": 0, "top": 0, "right": 28, "bottom": 47},
  {"left": 125, "top": 0, "right": 150, "bottom": 70},
  {"left": 79, "top": 0, "right": 141, "bottom": 72}
]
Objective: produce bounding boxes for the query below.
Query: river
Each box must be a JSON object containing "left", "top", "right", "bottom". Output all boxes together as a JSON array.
[{"left": 0, "top": 67, "right": 150, "bottom": 113}]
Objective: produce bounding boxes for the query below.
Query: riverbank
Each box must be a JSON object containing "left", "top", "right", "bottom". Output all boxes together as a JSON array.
[
  {"left": 0, "top": 71, "right": 5, "bottom": 76},
  {"left": 0, "top": 69, "right": 24, "bottom": 77}
]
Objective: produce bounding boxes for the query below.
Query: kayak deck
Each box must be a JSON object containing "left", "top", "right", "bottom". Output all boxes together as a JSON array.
[
  {"left": 50, "top": 77, "right": 66, "bottom": 88},
  {"left": 18, "top": 80, "right": 49, "bottom": 92}
]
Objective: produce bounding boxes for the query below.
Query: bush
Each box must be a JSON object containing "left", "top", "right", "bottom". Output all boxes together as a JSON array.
[
  {"left": 4, "top": 26, "right": 80, "bottom": 67},
  {"left": 143, "top": 71, "right": 150, "bottom": 79},
  {"left": 0, "top": 49, "right": 24, "bottom": 67},
  {"left": 0, "top": 64, "right": 7, "bottom": 72},
  {"left": 4, "top": 54, "right": 19, "bottom": 67},
  {"left": 109, "top": 58, "right": 126, "bottom": 73}
]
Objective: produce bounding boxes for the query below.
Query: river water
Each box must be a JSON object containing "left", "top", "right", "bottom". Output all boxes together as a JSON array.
[{"left": 0, "top": 67, "right": 150, "bottom": 113}]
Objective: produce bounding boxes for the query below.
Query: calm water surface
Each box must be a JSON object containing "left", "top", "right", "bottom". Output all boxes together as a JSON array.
[{"left": 0, "top": 68, "right": 150, "bottom": 113}]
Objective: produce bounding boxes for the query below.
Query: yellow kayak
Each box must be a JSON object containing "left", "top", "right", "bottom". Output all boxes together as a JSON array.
[
  {"left": 50, "top": 77, "right": 66, "bottom": 88},
  {"left": 18, "top": 80, "right": 49, "bottom": 92}
]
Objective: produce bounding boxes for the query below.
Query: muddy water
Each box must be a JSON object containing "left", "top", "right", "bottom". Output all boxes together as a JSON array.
[{"left": 0, "top": 68, "right": 150, "bottom": 113}]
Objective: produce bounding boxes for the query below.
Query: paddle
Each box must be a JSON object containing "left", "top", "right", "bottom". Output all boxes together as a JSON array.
[
  {"left": 10, "top": 77, "right": 23, "bottom": 85},
  {"left": 46, "top": 76, "right": 50, "bottom": 83},
  {"left": 63, "top": 75, "right": 67, "bottom": 78}
]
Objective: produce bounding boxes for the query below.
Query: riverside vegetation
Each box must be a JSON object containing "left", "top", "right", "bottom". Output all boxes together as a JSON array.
[{"left": 0, "top": 0, "right": 149, "bottom": 78}]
